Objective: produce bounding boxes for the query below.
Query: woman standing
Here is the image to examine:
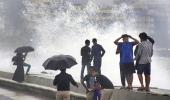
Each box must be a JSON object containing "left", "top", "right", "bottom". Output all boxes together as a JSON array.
[{"left": 12, "top": 53, "right": 27, "bottom": 82}]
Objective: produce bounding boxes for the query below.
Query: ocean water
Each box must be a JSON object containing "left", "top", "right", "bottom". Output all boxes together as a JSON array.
[{"left": 0, "top": 50, "right": 170, "bottom": 90}]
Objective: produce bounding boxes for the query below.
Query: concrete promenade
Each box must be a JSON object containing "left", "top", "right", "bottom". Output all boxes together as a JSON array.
[
  {"left": 0, "top": 70, "right": 86, "bottom": 100},
  {"left": 0, "top": 87, "right": 55, "bottom": 100},
  {"left": 0, "top": 70, "right": 170, "bottom": 100}
]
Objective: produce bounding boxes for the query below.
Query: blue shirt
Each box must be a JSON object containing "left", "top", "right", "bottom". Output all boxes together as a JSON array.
[
  {"left": 83, "top": 74, "right": 96, "bottom": 89},
  {"left": 118, "top": 42, "right": 134, "bottom": 64},
  {"left": 91, "top": 44, "right": 105, "bottom": 60}
]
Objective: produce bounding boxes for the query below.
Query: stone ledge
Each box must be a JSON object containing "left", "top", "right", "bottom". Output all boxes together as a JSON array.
[
  {"left": 0, "top": 70, "right": 170, "bottom": 100},
  {"left": 0, "top": 70, "right": 86, "bottom": 94},
  {"left": 0, "top": 78, "right": 86, "bottom": 100}
]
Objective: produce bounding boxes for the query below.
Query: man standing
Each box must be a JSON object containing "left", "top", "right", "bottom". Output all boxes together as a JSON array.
[
  {"left": 91, "top": 38, "right": 105, "bottom": 74},
  {"left": 80, "top": 39, "right": 91, "bottom": 81},
  {"left": 114, "top": 34, "right": 139, "bottom": 89},
  {"left": 53, "top": 68, "right": 78, "bottom": 100},
  {"left": 135, "top": 32, "right": 154, "bottom": 91}
]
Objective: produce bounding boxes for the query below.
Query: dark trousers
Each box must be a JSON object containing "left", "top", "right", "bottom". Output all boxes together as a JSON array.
[
  {"left": 93, "top": 90, "right": 101, "bottom": 100},
  {"left": 93, "top": 59, "right": 102, "bottom": 74},
  {"left": 81, "top": 62, "right": 91, "bottom": 80},
  {"left": 120, "top": 64, "right": 126, "bottom": 87}
]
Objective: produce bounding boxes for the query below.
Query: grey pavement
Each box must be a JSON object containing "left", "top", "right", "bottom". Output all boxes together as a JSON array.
[
  {"left": 0, "top": 87, "right": 55, "bottom": 100},
  {"left": 0, "top": 70, "right": 170, "bottom": 100}
]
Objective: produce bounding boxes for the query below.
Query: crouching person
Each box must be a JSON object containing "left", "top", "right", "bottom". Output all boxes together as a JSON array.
[
  {"left": 53, "top": 68, "right": 78, "bottom": 100},
  {"left": 81, "top": 67, "right": 101, "bottom": 100}
]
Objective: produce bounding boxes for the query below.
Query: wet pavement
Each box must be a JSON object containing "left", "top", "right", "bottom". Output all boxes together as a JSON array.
[{"left": 0, "top": 87, "right": 55, "bottom": 100}]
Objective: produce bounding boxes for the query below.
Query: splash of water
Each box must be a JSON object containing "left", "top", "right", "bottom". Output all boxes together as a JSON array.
[{"left": 0, "top": 0, "right": 170, "bottom": 89}]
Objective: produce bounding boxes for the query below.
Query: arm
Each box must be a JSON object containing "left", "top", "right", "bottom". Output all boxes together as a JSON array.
[
  {"left": 12, "top": 56, "right": 16, "bottom": 62},
  {"left": 134, "top": 45, "right": 139, "bottom": 56},
  {"left": 80, "top": 48, "right": 83, "bottom": 56},
  {"left": 135, "top": 44, "right": 142, "bottom": 61},
  {"left": 116, "top": 45, "right": 120, "bottom": 54},
  {"left": 53, "top": 76, "right": 58, "bottom": 86},
  {"left": 70, "top": 76, "right": 78, "bottom": 88},
  {"left": 89, "top": 48, "right": 92, "bottom": 62},
  {"left": 128, "top": 35, "right": 139, "bottom": 45},
  {"left": 101, "top": 46, "right": 105, "bottom": 57},
  {"left": 114, "top": 36, "right": 122, "bottom": 45},
  {"left": 147, "top": 36, "right": 155, "bottom": 45},
  {"left": 81, "top": 77, "right": 89, "bottom": 92}
]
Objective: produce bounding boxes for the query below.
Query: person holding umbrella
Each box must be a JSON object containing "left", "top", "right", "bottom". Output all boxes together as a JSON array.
[
  {"left": 13, "top": 46, "right": 33, "bottom": 74},
  {"left": 12, "top": 53, "right": 30, "bottom": 82},
  {"left": 43, "top": 55, "right": 79, "bottom": 100},
  {"left": 53, "top": 68, "right": 78, "bottom": 100},
  {"left": 12, "top": 46, "right": 34, "bottom": 82}
]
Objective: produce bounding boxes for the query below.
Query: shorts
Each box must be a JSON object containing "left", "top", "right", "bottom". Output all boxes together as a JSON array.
[
  {"left": 137, "top": 63, "right": 151, "bottom": 75},
  {"left": 120, "top": 63, "right": 135, "bottom": 75}
]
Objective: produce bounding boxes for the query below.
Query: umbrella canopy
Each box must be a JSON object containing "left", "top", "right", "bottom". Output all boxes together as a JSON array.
[
  {"left": 15, "top": 46, "right": 34, "bottom": 53},
  {"left": 43, "top": 55, "right": 77, "bottom": 70},
  {"left": 96, "top": 75, "right": 114, "bottom": 89}
]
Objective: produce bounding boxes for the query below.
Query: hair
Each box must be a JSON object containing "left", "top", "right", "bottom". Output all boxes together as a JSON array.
[
  {"left": 122, "top": 34, "right": 128, "bottom": 38},
  {"left": 139, "top": 32, "right": 148, "bottom": 41},
  {"left": 92, "top": 38, "right": 97, "bottom": 43},
  {"left": 85, "top": 39, "right": 90, "bottom": 45}
]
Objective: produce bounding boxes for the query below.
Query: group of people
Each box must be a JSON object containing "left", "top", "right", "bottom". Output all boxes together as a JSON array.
[
  {"left": 80, "top": 38, "right": 105, "bottom": 80},
  {"left": 114, "top": 32, "right": 154, "bottom": 91},
  {"left": 11, "top": 32, "right": 154, "bottom": 100},
  {"left": 80, "top": 32, "right": 154, "bottom": 100},
  {"left": 53, "top": 38, "right": 107, "bottom": 100},
  {"left": 54, "top": 32, "right": 154, "bottom": 100}
]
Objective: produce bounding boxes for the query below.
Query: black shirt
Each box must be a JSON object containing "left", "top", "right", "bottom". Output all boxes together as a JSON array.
[
  {"left": 12, "top": 55, "right": 24, "bottom": 65},
  {"left": 53, "top": 72, "right": 77, "bottom": 91},
  {"left": 96, "top": 75, "right": 114, "bottom": 89},
  {"left": 81, "top": 46, "right": 91, "bottom": 63}
]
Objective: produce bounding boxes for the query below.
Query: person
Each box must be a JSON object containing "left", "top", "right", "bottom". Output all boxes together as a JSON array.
[
  {"left": 114, "top": 34, "right": 139, "bottom": 90},
  {"left": 53, "top": 68, "right": 78, "bottom": 100},
  {"left": 135, "top": 32, "right": 154, "bottom": 91},
  {"left": 81, "top": 67, "right": 101, "bottom": 100},
  {"left": 134, "top": 35, "right": 154, "bottom": 66},
  {"left": 80, "top": 39, "right": 91, "bottom": 81},
  {"left": 96, "top": 74, "right": 114, "bottom": 100},
  {"left": 13, "top": 52, "right": 31, "bottom": 75},
  {"left": 12, "top": 52, "right": 31, "bottom": 82},
  {"left": 91, "top": 38, "right": 105, "bottom": 74}
]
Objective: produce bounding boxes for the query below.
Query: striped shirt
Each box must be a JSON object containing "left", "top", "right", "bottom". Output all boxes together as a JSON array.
[{"left": 135, "top": 40, "right": 153, "bottom": 64}]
